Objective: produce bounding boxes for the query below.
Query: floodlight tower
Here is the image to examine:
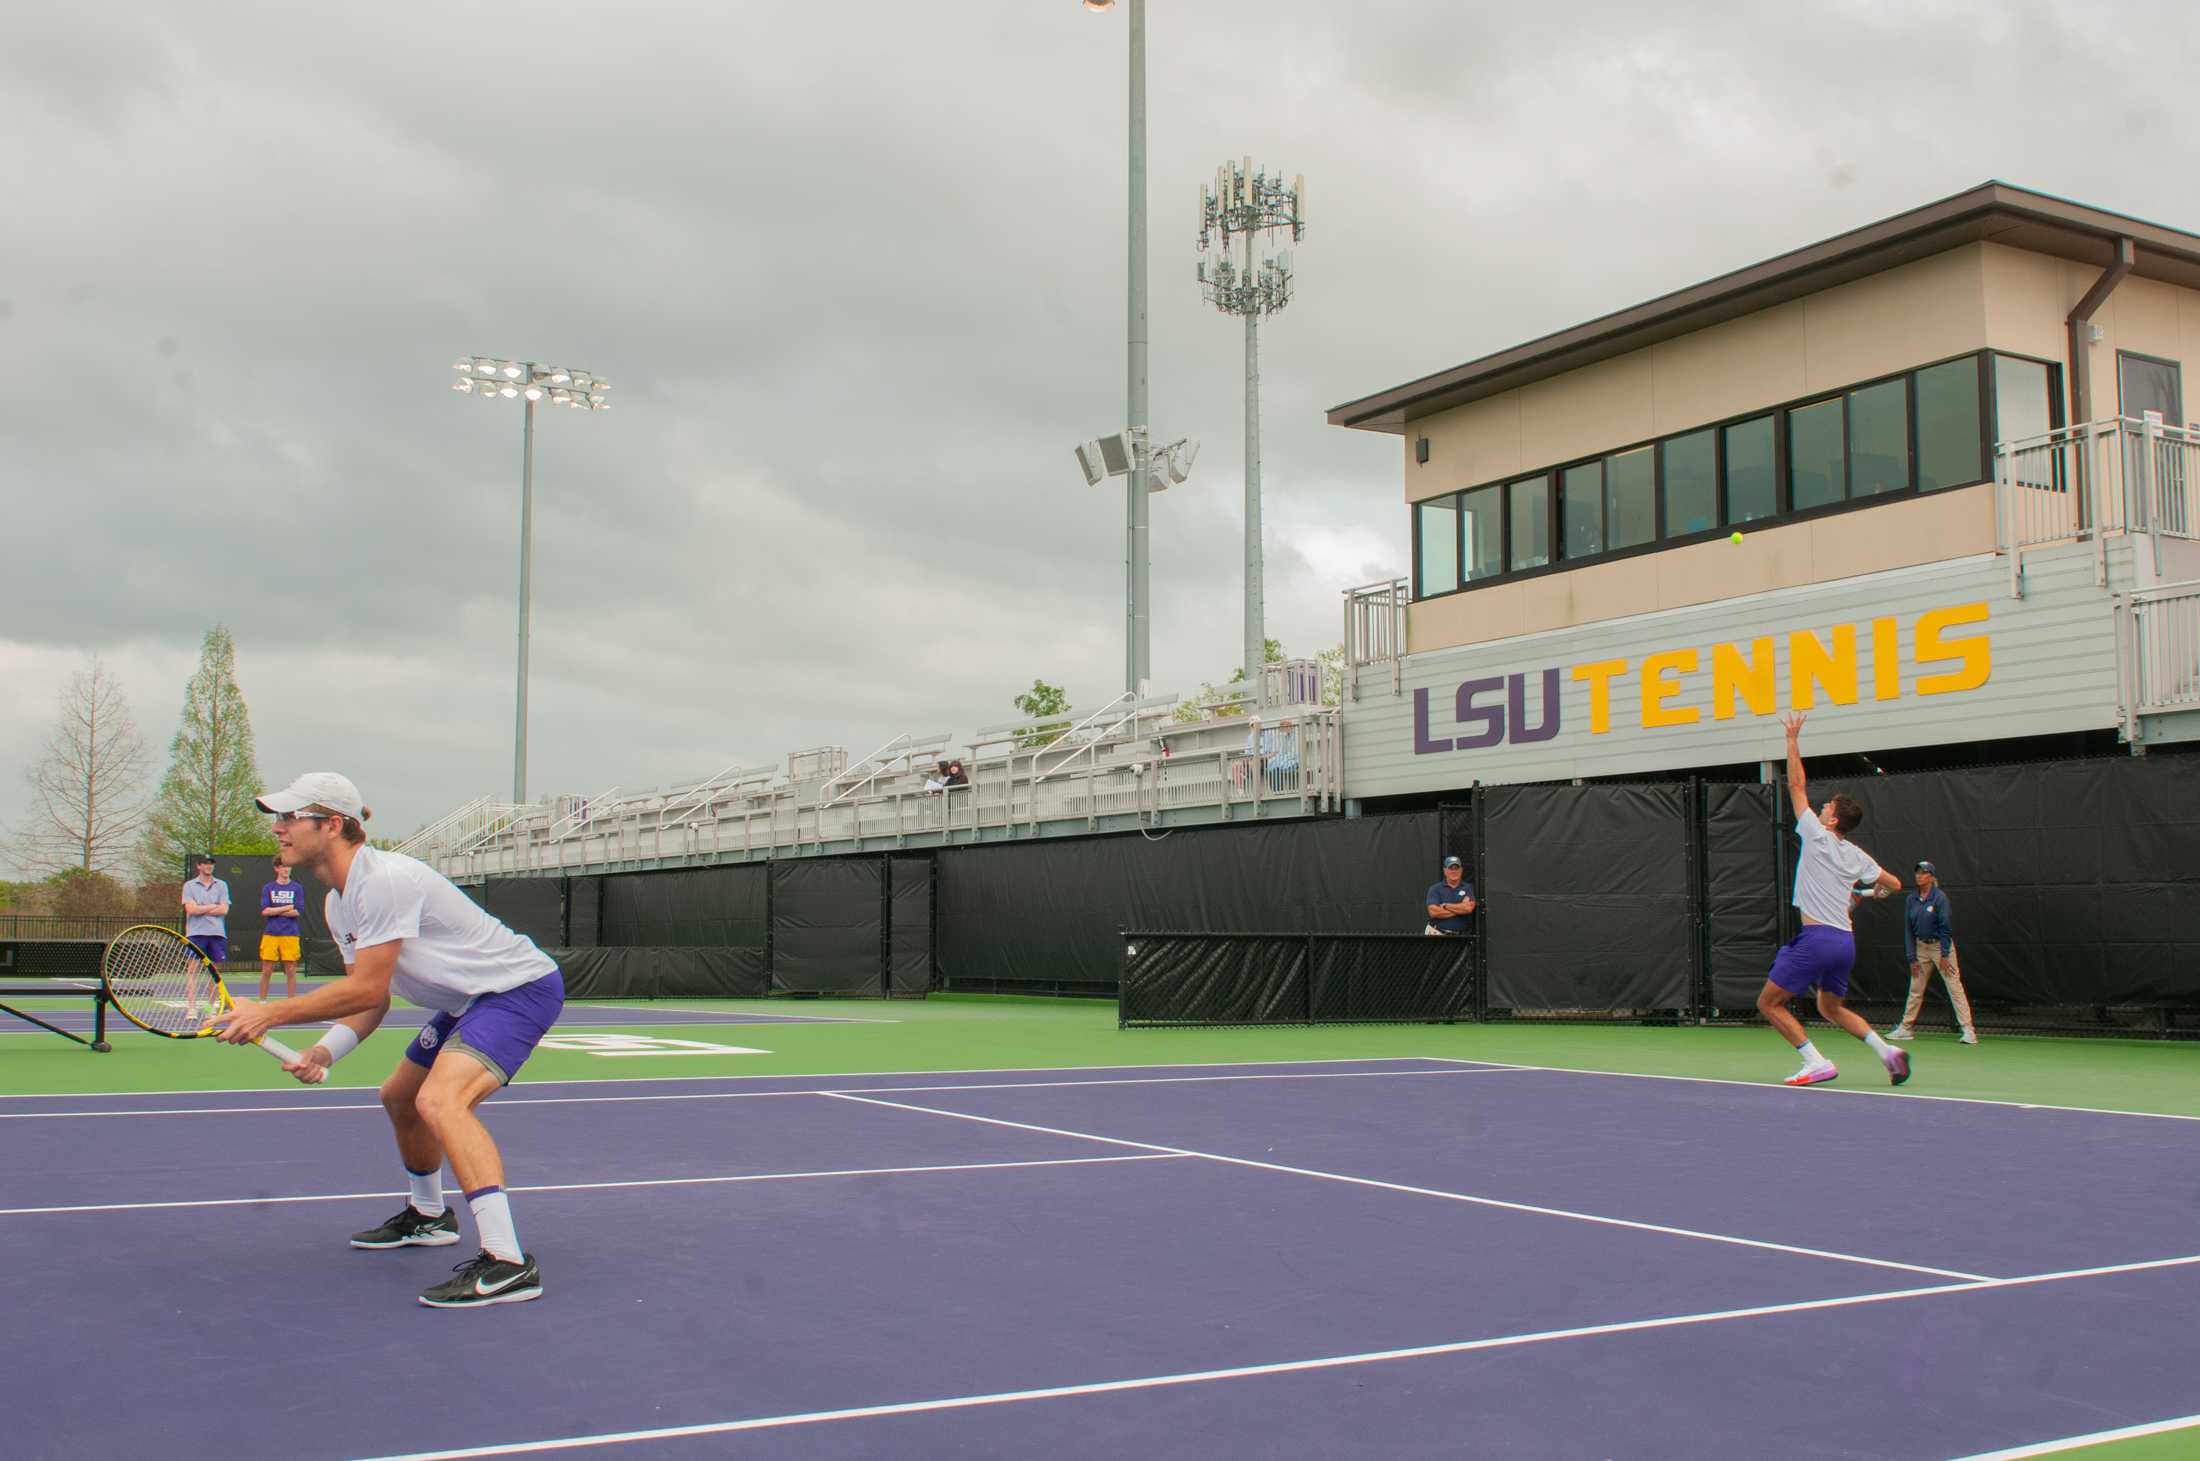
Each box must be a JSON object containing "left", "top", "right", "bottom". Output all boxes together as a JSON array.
[
  {"left": 450, "top": 356, "right": 611, "bottom": 805},
  {"left": 1198, "top": 159, "right": 1304, "bottom": 697}
]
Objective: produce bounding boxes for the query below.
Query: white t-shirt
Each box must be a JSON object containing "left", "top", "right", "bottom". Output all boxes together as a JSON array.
[
  {"left": 1791, "top": 812, "right": 1883, "bottom": 931},
  {"left": 324, "top": 847, "right": 556, "bottom": 1015}
]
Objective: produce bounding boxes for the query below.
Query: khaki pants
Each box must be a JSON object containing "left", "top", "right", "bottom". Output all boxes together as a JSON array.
[{"left": 1901, "top": 944, "right": 1973, "bottom": 1030}]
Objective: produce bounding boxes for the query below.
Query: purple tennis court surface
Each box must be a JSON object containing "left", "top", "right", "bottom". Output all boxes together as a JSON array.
[
  {"left": 9, "top": 993, "right": 881, "bottom": 1037},
  {"left": 2, "top": 1058, "right": 2193, "bottom": 1460}
]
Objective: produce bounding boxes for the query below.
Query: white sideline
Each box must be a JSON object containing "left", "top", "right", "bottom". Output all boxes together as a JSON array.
[
  {"left": 0, "top": 1153, "right": 1191, "bottom": 1217},
  {"left": 1416, "top": 1056, "right": 2200, "bottom": 1123},
  {"left": 827, "top": 1092, "right": 1992, "bottom": 1282},
  {"left": 1941, "top": 1412, "right": 2200, "bottom": 1459},
  {"left": 342, "top": 1254, "right": 2200, "bottom": 1461},
  {"left": 0, "top": 1065, "right": 1522, "bottom": 1120},
  {"left": 0, "top": 1053, "right": 1454, "bottom": 1100}
]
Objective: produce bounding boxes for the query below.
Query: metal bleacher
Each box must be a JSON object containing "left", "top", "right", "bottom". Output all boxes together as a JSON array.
[{"left": 402, "top": 665, "right": 1343, "bottom": 880}]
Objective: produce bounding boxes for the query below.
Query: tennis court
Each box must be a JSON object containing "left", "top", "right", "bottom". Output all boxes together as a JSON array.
[{"left": 4, "top": 1024, "right": 2196, "bottom": 1461}]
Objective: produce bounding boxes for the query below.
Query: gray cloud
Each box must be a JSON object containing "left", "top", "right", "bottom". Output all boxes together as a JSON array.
[{"left": 3, "top": 0, "right": 2195, "bottom": 855}]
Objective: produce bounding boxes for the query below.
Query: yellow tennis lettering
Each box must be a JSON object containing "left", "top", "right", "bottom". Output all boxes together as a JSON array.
[
  {"left": 1570, "top": 659, "right": 1629, "bottom": 735},
  {"left": 1639, "top": 649, "right": 1700, "bottom": 728},
  {"left": 1915, "top": 603, "right": 1992, "bottom": 694}
]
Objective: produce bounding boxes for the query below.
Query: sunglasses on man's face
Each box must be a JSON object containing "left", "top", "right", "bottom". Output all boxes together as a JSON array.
[{"left": 270, "top": 811, "right": 335, "bottom": 826}]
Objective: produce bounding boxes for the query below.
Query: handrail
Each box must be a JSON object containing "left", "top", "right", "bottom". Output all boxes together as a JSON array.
[
  {"left": 2125, "top": 577, "right": 2200, "bottom": 724},
  {"left": 1030, "top": 690, "right": 1180, "bottom": 785},
  {"left": 1996, "top": 414, "right": 2199, "bottom": 595},
  {"left": 393, "top": 795, "right": 497, "bottom": 858},
  {"left": 820, "top": 732, "right": 953, "bottom": 810},
  {"left": 544, "top": 787, "right": 619, "bottom": 842},
  {"left": 1342, "top": 576, "right": 1409, "bottom": 699},
  {"left": 658, "top": 764, "right": 775, "bottom": 831}
]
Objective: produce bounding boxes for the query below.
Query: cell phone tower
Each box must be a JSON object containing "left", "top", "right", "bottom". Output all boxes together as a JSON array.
[{"left": 1198, "top": 158, "right": 1304, "bottom": 699}]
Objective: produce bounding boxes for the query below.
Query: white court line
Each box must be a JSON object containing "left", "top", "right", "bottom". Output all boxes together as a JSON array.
[
  {"left": 1942, "top": 1412, "right": 2200, "bottom": 1460},
  {"left": 343, "top": 1253, "right": 2200, "bottom": 1461},
  {"left": 567, "top": 1003, "right": 900, "bottom": 1024},
  {"left": 0, "top": 1153, "right": 1190, "bottom": 1217},
  {"left": 826, "top": 1092, "right": 1991, "bottom": 1283},
  {"left": 0, "top": 1053, "right": 1450, "bottom": 1100},
  {"left": 1416, "top": 1056, "right": 2200, "bottom": 1124},
  {"left": 0, "top": 1065, "right": 1520, "bottom": 1120}
]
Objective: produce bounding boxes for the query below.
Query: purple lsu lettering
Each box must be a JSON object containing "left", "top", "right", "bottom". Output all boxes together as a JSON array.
[{"left": 1412, "top": 603, "right": 1992, "bottom": 754}]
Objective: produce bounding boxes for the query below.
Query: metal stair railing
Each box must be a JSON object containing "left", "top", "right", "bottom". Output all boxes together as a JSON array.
[{"left": 394, "top": 795, "right": 497, "bottom": 859}]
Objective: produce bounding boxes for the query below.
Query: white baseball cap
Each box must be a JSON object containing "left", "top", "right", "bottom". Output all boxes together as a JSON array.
[{"left": 256, "top": 772, "right": 366, "bottom": 820}]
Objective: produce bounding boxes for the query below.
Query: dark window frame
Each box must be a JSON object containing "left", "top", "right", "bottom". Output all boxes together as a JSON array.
[{"left": 1408, "top": 349, "right": 2003, "bottom": 603}]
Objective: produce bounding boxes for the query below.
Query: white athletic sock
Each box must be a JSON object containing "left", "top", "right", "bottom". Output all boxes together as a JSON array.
[
  {"left": 1863, "top": 1031, "right": 1895, "bottom": 1058},
  {"left": 1794, "top": 1040, "right": 1828, "bottom": 1067},
  {"left": 407, "top": 1166, "right": 445, "bottom": 1218},
  {"left": 467, "top": 1185, "right": 522, "bottom": 1264}
]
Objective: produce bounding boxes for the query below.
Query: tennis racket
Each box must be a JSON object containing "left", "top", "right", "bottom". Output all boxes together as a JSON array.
[{"left": 102, "top": 924, "right": 301, "bottom": 1064}]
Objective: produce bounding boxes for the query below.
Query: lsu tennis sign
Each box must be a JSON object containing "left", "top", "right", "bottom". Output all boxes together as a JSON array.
[{"left": 1412, "top": 602, "right": 1991, "bottom": 753}]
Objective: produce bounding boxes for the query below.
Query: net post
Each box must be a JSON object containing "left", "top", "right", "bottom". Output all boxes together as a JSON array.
[{"left": 93, "top": 987, "right": 110, "bottom": 1052}]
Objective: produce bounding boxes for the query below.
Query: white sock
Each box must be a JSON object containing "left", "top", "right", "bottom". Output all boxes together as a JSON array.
[
  {"left": 1864, "top": 1031, "right": 1895, "bottom": 1058},
  {"left": 1794, "top": 1041, "right": 1827, "bottom": 1066},
  {"left": 407, "top": 1166, "right": 445, "bottom": 1218},
  {"left": 467, "top": 1185, "right": 522, "bottom": 1264}
]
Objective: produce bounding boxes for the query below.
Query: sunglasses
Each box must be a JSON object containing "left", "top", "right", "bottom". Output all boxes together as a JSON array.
[{"left": 270, "top": 810, "right": 336, "bottom": 826}]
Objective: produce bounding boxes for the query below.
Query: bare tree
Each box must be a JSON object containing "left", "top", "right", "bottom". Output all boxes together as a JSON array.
[{"left": 14, "top": 657, "right": 151, "bottom": 876}]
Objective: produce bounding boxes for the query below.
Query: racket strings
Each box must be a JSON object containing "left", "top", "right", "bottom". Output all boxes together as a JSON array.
[{"left": 105, "top": 929, "right": 219, "bottom": 1035}]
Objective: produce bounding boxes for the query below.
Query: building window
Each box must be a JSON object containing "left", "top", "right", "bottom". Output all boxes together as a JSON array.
[
  {"left": 1462, "top": 484, "right": 1504, "bottom": 583},
  {"left": 1662, "top": 429, "right": 1717, "bottom": 537},
  {"left": 1509, "top": 474, "right": 1551, "bottom": 570},
  {"left": 1724, "top": 416, "right": 1777, "bottom": 524},
  {"left": 1915, "top": 357, "right": 1984, "bottom": 492},
  {"left": 1848, "top": 378, "right": 1910, "bottom": 498},
  {"left": 1789, "top": 398, "right": 1845, "bottom": 510},
  {"left": 1607, "top": 446, "right": 1656, "bottom": 550},
  {"left": 1415, "top": 496, "right": 1457, "bottom": 598},
  {"left": 1993, "top": 355, "right": 2056, "bottom": 489},
  {"left": 1562, "top": 461, "right": 1603, "bottom": 558}
]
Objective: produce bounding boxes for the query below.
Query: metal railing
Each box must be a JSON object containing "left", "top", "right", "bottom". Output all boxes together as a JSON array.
[
  {"left": 420, "top": 701, "right": 1344, "bottom": 879},
  {"left": 2124, "top": 579, "right": 2200, "bottom": 731},
  {"left": 393, "top": 795, "right": 500, "bottom": 861},
  {"left": 1343, "top": 576, "right": 1408, "bottom": 698},
  {"left": 1996, "top": 414, "right": 2199, "bottom": 594}
]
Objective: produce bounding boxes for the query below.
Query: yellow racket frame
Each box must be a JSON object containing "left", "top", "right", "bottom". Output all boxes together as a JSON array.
[{"left": 101, "top": 924, "right": 302, "bottom": 1063}]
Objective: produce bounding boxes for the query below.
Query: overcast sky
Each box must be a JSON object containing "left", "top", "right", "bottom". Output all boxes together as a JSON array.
[{"left": 4, "top": 0, "right": 2195, "bottom": 858}]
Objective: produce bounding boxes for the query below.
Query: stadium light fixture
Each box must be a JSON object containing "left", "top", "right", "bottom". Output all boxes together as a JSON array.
[{"left": 449, "top": 353, "right": 611, "bottom": 805}]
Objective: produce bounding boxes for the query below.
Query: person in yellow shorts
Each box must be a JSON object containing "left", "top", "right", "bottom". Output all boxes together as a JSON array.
[{"left": 258, "top": 857, "right": 305, "bottom": 1000}]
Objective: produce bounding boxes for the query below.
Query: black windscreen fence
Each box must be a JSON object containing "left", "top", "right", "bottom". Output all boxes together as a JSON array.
[
  {"left": 771, "top": 860, "right": 884, "bottom": 994},
  {"left": 1120, "top": 932, "right": 1473, "bottom": 1027},
  {"left": 1481, "top": 784, "right": 1696, "bottom": 1016},
  {"left": 936, "top": 813, "right": 1439, "bottom": 993},
  {"left": 889, "top": 858, "right": 933, "bottom": 996},
  {"left": 482, "top": 878, "right": 563, "bottom": 952},
  {"left": 1703, "top": 783, "right": 1782, "bottom": 1013}
]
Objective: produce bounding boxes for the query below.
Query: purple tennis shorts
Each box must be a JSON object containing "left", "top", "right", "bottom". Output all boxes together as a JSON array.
[
  {"left": 1768, "top": 925, "right": 1856, "bottom": 998},
  {"left": 187, "top": 934, "right": 227, "bottom": 964},
  {"left": 405, "top": 969, "right": 565, "bottom": 1085}
]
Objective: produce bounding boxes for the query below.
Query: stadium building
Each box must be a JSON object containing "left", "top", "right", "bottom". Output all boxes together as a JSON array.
[{"left": 1328, "top": 180, "right": 2200, "bottom": 796}]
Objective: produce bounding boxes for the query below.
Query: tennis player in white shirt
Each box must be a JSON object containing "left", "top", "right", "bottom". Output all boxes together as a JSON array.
[
  {"left": 1756, "top": 715, "right": 1911, "bottom": 1089},
  {"left": 217, "top": 772, "right": 565, "bottom": 1308}
]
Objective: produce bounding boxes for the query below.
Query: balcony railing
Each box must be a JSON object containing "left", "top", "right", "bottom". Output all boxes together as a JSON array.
[
  {"left": 1343, "top": 576, "right": 1408, "bottom": 698},
  {"left": 2122, "top": 578, "right": 2200, "bottom": 735},
  {"left": 1996, "top": 413, "right": 2198, "bottom": 594}
]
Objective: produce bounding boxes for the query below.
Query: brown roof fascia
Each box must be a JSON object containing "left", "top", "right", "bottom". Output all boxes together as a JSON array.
[{"left": 1327, "top": 182, "right": 2200, "bottom": 434}]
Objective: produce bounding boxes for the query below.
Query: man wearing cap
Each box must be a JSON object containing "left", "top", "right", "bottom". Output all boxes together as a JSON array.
[
  {"left": 215, "top": 772, "right": 565, "bottom": 1309},
  {"left": 1425, "top": 856, "right": 1476, "bottom": 936},
  {"left": 181, "top": 854, "right": 230, "bottom": 1018},
  {"left": 1888, "top": 860, "right": 1975, "bottom": 1045}
]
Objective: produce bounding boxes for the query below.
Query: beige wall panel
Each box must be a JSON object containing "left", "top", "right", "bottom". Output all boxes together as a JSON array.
[
  {"left": 1802, "top": 246, "right": 1987, "bottom": 391},
  {"left": 1405, "top": 393, "right": 1522, "bottom": 502},
  {"left": 1647, "top": 301, "right": 1808, "bottom": 433},
  {"left": 1519, "top": 573, "right": 1574, "bottom": 635},
  {"left": 1806, "top": 484, "right": 1996, "bottom": 577},
  {"left": 2101, "top": 275, "right": 2185, "bottom": 367},
  {"left": 1980, "top": 243, "right": 2072, "bottom": 365},
  {"left": 1656, "top": 520, "right": 1816, "bottom": 607},
  {"left": 1408, "top": 581, "right": 1524, "bottom": 654},
  {"left": 1517, "top": 349, "right": 1657, "bottom": 466},
  {"left": 2184, "top": 286, "right": 2200, "bottom": 422},
  {"left": 1564, "top": 554, "right": 1662, "bottom": 625}
]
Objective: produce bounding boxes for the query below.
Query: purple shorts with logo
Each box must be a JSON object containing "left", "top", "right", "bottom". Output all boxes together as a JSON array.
[
  {"left": 1768, "top": 925, "right": 1856, "bottom": 998},
  {"left": 404, "top": 970, "right": 565, "bottom": 1085},
  {"left": 187, "top": 934, "right": 227, "bottom": 964}
]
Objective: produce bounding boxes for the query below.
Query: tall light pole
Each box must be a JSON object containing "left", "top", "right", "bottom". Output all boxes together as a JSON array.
[
  {"left": 1199, "top": 159, "right": 1304, "bottom": 694},
  {"left": 1084, "top": 0, "right": 1150, "bottom": 695},
  {"left": 451, "top": 356, "right": 610, "bottom": 805}
]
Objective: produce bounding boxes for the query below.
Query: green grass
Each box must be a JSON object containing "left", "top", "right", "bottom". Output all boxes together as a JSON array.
[{"left": 2, "top": 993, "right": 2192, "bottom": 1117}]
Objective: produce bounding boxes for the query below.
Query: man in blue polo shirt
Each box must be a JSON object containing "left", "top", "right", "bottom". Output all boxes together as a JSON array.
[
  {"left": 1424, "top": 855, "right": 1476, "bottom": 936},
  {"left": 1888, "top": 860, "right": 1976, "bottom": 1045}
]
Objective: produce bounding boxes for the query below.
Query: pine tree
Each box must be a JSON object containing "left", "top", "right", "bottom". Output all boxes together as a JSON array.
[{"left": 138, "top": 626, "right": 270, "bottom": 878}]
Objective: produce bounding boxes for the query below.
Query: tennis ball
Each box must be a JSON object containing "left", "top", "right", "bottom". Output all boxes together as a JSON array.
[{"left": 1729, "top": 531, "right": 1744, "bottom": 545}]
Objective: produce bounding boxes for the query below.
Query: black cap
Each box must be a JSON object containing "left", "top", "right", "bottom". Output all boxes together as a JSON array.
[
  {"left": 193, "top": 853, "right": 214, "bottom": 865},
  {"left": 1442, "top": 855, "right": 1463, "bottom": 869},
  {"left": 1915, "top": 860, "right": 1936, "bottom": 874}
]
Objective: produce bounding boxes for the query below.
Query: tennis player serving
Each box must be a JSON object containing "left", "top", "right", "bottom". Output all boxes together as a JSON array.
[
  {"left": 1756, "top": 714, "right": 1910, "bottom": 1089},
  {"left": 215, "top": 772, "right": 565, "bottom": 1308}
]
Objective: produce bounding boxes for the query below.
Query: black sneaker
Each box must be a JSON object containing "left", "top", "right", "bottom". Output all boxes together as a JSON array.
[
  {"left": 419, "top": 1251, "right": 543, "bottom": 1309},
  {"left": 350, "top": 1206, "right": 461, "bottom": 1250}
]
